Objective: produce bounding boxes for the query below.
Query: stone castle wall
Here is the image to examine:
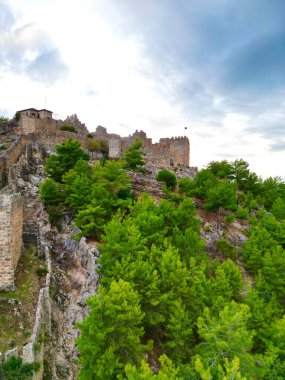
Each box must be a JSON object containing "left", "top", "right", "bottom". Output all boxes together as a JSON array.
[
  {"left": 0, "top": 134, "right": 34, "bottom": 188},
  {"left": 16, "top": 115, "right": 57, "bottom": 135},
  {"left": 35, "top": 130, "right": 87, "bottom": 147},
  {"left": 0, "top": 187, "right": 23, "bottom": 291},
  {"left": 92, "top": 126, "right": 190, "bottom": 166}
]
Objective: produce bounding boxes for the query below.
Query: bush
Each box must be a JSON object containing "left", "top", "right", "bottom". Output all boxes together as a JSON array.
[
  {"left": 216, "top": 239, "right": 237, "bottom": 259},
  {"left": 99, "top": 140, "right": 109, "bottom": 154},
  {"left": 178, "top": 177, "right": 195, "bottom": 196},
  {"left": 236, "top": 207, "right": 249, "bottom": 220},
  {"left": 0, "top": 356, "right": 34, "bottom": 379},
  {"left": 87, "top": 133, "right": 93, "bottom": 138},
  {"left": 86, "top": 139, "right": 101, "bottom": 152},
  {"left": 225, "top": 214, "right": 235, "bottom": 224},
  {"left": 39, "top": 178, "right": 65, "bottom": 205},
  {"left": 60, "top": 124, "right": 78, "bottom": 133},
  {"left": 0, "top": 116, "right": 9, "bottom": 123},
  {"left": 36, "top": 267, "right": 48, "bottom": 277},
  {"left": 45, "top": 204, "right": 64, "bottom": 231},
  {"left": 156, "top": 169, "right": 177, "bottom": 190}
]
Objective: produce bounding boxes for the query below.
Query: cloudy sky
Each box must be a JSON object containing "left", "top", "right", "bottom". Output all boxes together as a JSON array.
[{"left": 1, "top": 0, "right": 284, "bottom": 178}]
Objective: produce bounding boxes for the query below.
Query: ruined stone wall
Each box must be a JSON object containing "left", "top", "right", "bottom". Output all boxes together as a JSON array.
[
  {"left": 35, "top": 130, "right": 87, "bottom": 147},
  {"left": 109, "top": 137, "right": 122, "bottom": 158},
  {"left": 0, "top": 121, "right": 17, "bottom": 135},
  {"left": 106, "top": 129, "right": 190, "bottom": 166},
  {"left": 0, "top": 134, "right": 34, "bottom": 188},
  {"left": 35, "top": 117, "right": 57, "bottom": 133},
  {"left": 0, "top": 187, "right": 23, "bottom": 291},
  {"left": 145, "top": 152, "right": 174, "bottom": 168},
  {"left": 60, "top": 114, "right": 89, "bottom": 134},
  {"left": 92, "top": 126, "right": 109, "bottom": 142}
]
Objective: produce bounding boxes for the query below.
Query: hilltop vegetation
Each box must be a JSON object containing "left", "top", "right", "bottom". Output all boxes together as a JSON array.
[{"left": 39, "top": 139, "right": 285, "bottom": 379}]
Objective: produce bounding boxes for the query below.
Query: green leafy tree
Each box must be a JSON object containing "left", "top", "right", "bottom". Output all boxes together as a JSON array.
[
  {"left": 207, "top": 160, "right": 233, "bottom": 179},
  {"left": 77, "top": 280, "right": 148, "bottom": 380},
  {"left": 39, "top": 178, "right": 65, "bottom": 205},
  {"left": 163, "top": 299, "right": 193, "bottom": 362},
  {"left": 192, "top": 168, "right": 217, "bottom": 198},
  {"left": 121, "top": 355, "right": 182, "bottom": 380},
  {"left": 261, "top": 177, "right": 285, "bottom": 209},
  {"left": 210, "top": 260, "right": 243, "bottom": 305},
  {"left": 45, "top": 138, "right": 89, "bottom": 181},
  {"left": 74, "top": 203, "right": 106, "bottom": 238},
  {"left": 271, "top": 197, "right": 285, "bottom": 220},
  {"left": 156, "top": 169, "right": 177, "bottom": 190},
  {"left": 205, "top": 182, "right": 237, "bottom": 212},
  {"left": 194, "top": 355, "right": 247, "bottom": 380},
  {"left": 119, "top": 355, "right": 183, "bottom": 380},
  {"left": 178, "top": 177, "right": 195, "bottom": 197},
  {"left": 196, "top": 301, "right": 254, "bottom": 377},
  {"left": 0, "top": 116, "right": 9, "bottom": 123},
  {"left": 123, "top": 138, "right": 145, "bottom": 171}
]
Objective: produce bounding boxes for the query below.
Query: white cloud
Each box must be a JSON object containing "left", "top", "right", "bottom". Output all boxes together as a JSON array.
[{"left": 1, "top": 0, "right": 284, "bottom": 179}]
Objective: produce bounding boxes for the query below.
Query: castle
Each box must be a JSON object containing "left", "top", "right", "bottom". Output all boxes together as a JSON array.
[
  {"left": 13, "top": 108, "right": 190, "bottom": 166},
  {"left": 92, "top": 126, "right": 190, "bottom": 167},
  {"left": 0, "top": 108, "right": 191, "bottom": 291}
]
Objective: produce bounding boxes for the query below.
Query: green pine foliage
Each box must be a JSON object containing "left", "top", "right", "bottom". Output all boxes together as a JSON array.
[
  {"left": 77, "top": 280, "right": 149, "bottom": 380},
  {"left": 38, "top": 146, "right": 285, "bottom": 379},
  {"left": 45, "top": 138, "right": 89, "bottom": 182},
  {"left": 123, "top": 138, "right": 146, "bottom": 171},
  {"left": 156, "top": 169, "right": 177, "bottom": 190}
]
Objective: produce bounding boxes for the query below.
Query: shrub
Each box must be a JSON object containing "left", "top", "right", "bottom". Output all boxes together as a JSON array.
[
  {"left": 178, "top": 177, "right": 195, "bottom": 196},
  {"left": 0, "top": 356, "right": 34, "bottom": 379},
  {"left": 60, "top": 124, "right": 78, "bottom": 133},
  {"left": 156, "top": 169, "right": 177, "bottom": 190},
  {"left": 0, "top": 116, "right": 9, "bottom": 123},
  {"left": 45, "top": 204, "right": 64, "bottom": 231},
  {"left": 86, "top": 139, "right": 101, "bottom": 152},
  {"left": 225, "top": 215, "right": 235, "bottom": 224},
  {"left": 86, "top": 133, "right": 93, "bottom": 138},
  {"left": 216, "top": 239, "right": 237, "bottom": 259},
  {"left": 39, "top": 178, "right": 65, "bottom": 205},
  {"left": 99, "top": 140, "right": 109, "bottom": 154},
  {"left": 33, "top": 341, "right": 41, "bottom": 353},
  {"left": 236, "top": 207, "right": 249, "bottom": 220},
  {"left": 36, "top": 267, "right": 48, "bottom": 277}
]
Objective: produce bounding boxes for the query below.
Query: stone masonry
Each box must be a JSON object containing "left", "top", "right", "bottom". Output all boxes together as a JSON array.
[
  {"left": 12, "top": 108, "right": 191, "bottom": 167},
  {"left": 0, "top": 187, "right": 23, "bottom": 291},
  {"left": 92, "top": 126, "right": 191, "bottom": 166}
]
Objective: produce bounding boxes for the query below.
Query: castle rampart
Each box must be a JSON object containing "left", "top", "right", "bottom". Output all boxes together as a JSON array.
[
  {"left": 0, "top": 187, "right": 23, "bottom": 291},
  {"left": 0, "top": 134, "right": 35, "bottom": 188}
]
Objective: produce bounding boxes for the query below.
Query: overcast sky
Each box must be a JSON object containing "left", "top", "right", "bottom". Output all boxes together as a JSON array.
[{"left": 1, "top": 0, "right": 284, "bottom": 178}]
